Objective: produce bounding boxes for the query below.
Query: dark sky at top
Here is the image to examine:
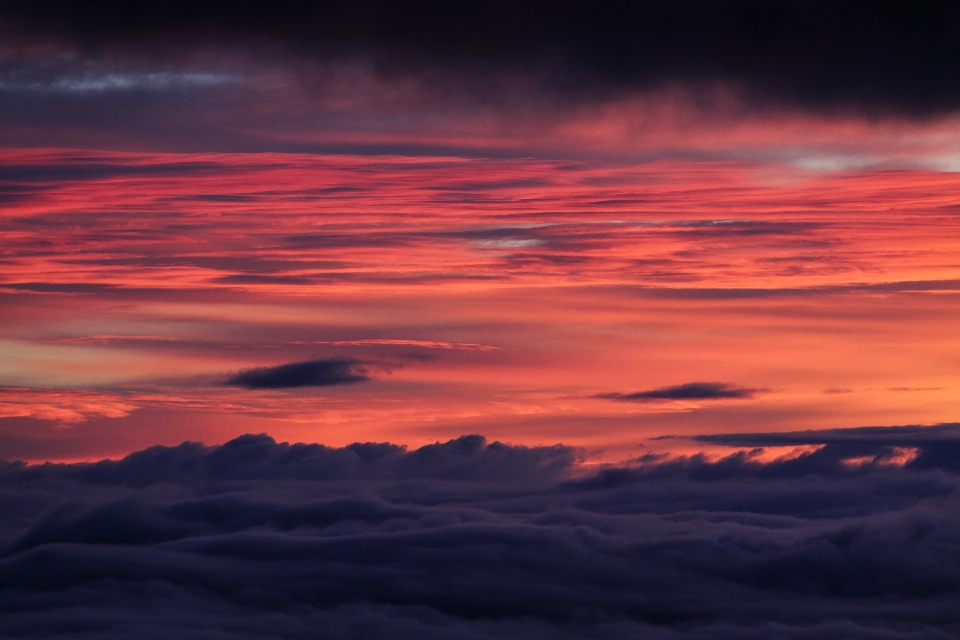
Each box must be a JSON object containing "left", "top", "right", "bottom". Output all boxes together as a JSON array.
[{"left": 3, "top": 1, "right": 960, "bottom": 115}]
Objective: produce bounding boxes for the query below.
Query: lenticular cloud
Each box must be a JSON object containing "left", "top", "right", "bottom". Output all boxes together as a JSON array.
[{"left": 3, "top": 428, "right": 960, "bottom": 638}]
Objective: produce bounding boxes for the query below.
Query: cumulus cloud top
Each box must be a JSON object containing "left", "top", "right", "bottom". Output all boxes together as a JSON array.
[{"left": 3, "top": 427, "right": 960, "bottom": 637}]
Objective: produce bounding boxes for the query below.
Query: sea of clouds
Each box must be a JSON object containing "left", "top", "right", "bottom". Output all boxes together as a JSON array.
[{"left": 3, "top": 427, "right": 960, "bottom": 639}]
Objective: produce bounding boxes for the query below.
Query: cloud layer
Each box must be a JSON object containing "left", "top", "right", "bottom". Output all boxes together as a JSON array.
[{"left": 3, "top": 427, "right": 960, "bottom": 638}]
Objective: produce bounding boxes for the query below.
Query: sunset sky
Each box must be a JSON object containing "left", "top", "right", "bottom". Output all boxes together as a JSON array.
[{"left": 3, "top": 3, "right": 960, "bottom": 463}]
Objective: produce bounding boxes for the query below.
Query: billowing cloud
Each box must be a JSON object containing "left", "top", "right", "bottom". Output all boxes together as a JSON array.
[
  {"left": 595, "top": 382, "right": 760, "bottom": 402},
  {"left": 226, "top": 358, "right": 369, "bottom": 389},
  {"left": 2, "top": 427, "right": 960, "bottom": 637}
]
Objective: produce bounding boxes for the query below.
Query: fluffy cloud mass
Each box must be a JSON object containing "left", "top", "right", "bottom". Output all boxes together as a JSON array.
[{"left": 3, "top": 426, "right": 960, "bottom": 638}]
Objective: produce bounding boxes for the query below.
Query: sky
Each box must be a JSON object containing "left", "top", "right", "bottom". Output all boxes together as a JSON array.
[
  {"left": 3, "top": 4, "right": 960, "bottom": 464},
  {"left": 3, "top": 3, "right": 960, "bottom": 463},
  {"left": 5, "top": 3, "right": 960, "bottom": 638}
]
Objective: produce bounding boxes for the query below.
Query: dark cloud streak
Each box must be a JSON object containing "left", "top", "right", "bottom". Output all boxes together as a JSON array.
[
  {"left": 596, "top": 382, "right": 761, "bottom": 402},
  {"left": 226, "top": 358, "right": 369, "bottom": 389}
]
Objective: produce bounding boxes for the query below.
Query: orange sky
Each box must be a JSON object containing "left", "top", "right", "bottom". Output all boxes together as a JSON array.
[{"left": 2, "top": 148, "right": 959, "bottom": 462}]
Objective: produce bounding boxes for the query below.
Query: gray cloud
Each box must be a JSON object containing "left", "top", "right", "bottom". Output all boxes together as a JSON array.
[{"left": 0, "top": 68, "right": 237, "bottom": 94}]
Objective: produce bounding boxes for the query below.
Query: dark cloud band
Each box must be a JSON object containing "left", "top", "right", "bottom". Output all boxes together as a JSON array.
[{"left": 695, "top": 423, "right": 960, "bottom": 473}]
